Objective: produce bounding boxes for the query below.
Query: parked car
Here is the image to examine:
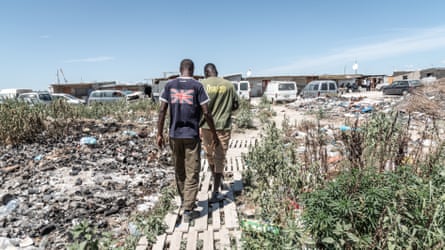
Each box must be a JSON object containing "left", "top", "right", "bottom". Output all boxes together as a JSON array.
[
  {"left": 87, "top": 90, "right": 127, "bottom": 105},
  {"left": 124, "top": 91, "right": 145, "bottom": 102},
  {"left": 17, "top": 91, "right": 53, "bottom": 104},
  {"left": 382, "top": 80, "right": 423, "bottom": 95},
  {"left": 51, "top": 93, "right": 85, "bottom": 105},
  {"left": 263, "top": 81, "right": 298, "bottom": 103},
  {"left": 301, "top": 80, "right": 338, "bottom": 98}
]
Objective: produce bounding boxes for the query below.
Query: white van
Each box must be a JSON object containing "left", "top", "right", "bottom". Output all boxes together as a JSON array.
[
  {"left": 232, "top": 81, "right": 250, "bottom": 100},
  {"left": 263, "top": 81, "right": 298, "bottom": 104},
  {"left": 300, "top": 80, "right": 338, "bottom": 98},
  {"left": 0, "top": 88, "right": 32, "bottom": 99}
]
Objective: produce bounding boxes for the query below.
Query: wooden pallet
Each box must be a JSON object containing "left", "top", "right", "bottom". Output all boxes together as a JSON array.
[{"left": 138, "top": 139, "right": 251, "bottom": 250}]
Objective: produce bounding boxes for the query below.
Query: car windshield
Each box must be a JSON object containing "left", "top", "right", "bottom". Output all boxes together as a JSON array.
[
  {"left": 279, "top": 83, "right": 295, "bottom": 91},
  {"left": 410, "top": 80, "right": 422, "bottom": 86},
  {"left": 233, "top": 83, "right": 238, "bottom": 91},
  {"left": 39, "top": 93, "right": 52, "bottom": 101}
]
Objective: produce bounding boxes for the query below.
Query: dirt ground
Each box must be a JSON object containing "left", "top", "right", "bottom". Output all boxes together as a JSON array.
[{"left": 232, "top": 91, "right": 386, "bottom": 139}]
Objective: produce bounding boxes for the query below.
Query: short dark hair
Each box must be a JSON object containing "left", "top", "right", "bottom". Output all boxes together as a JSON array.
[
  {"left": 180, "top": 59, "right": 194, "bottom": 74},
  {"left": 204, "top": 63, "right": 218, "bottom": 77}
]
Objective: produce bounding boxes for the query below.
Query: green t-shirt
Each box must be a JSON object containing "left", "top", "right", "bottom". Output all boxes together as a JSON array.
[{"left": 200, "top": 77, "right": 239, "bottom": 130}]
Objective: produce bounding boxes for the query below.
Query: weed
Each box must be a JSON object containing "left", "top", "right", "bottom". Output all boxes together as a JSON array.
[{"left": 234, "top": 99, "right": 254, "bottom": 129}]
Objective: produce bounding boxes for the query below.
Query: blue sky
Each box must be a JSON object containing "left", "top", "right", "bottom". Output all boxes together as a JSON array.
[{"left": 1, "top": 0, "right": 445, "bottom": 90}]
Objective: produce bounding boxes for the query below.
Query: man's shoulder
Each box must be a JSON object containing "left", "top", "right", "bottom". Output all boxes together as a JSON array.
[
  {"left": 167, "top": 77, "right": 202, "bottom": 87},
  {"left": 202, "top": 77, "right": 231, "bottom": 85}
]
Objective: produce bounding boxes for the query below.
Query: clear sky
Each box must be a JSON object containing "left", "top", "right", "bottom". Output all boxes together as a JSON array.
[{"left": 1, "top": 0, "right": 445, "bottom": 90}]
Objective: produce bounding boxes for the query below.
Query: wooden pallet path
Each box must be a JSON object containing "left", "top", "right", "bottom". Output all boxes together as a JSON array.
[{"left": 137, "top": 138, "right": 255, "bottom": 250}]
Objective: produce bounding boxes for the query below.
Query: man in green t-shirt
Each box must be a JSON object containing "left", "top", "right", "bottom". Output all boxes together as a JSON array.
[{"left": 201, "top": 63, "right": 239, "bottom": 203}]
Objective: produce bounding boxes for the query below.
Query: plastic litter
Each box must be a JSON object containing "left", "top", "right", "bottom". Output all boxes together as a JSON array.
[
  {"left": 339, "top": 125, "right": 351, "bottom": 131},
  {"left": 123, "top": 130, "right": 137, "bottom": 137},
  {"left": 240, "top": 219, "right": 280, "bottom": 235},
  {"left": 0, "top": 199, "right": 19, "bottom": 217},
  {"left": 80, "top": 137, "right": 97, "bottom": 145},
  {"left": 34, "top": 154, "right": 44, "bottom": 161},
  {"left": 128, "top": 222, "right": 141, "bottom": 237},
  {"left": 361, "top": 106, "right": 373, "bottom": 113}
]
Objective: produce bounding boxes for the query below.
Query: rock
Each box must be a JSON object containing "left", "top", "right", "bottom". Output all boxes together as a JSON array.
[
  {"left": 19, "top": 236, "right": 33, "bottom": 247},
  {"left": 1, "top": 194, "right": 15, "bottom": 206},
  {"left": 39, "top": 224, "right": 56, "bottom": 236},
  {"left": 104, "top": 206, "right": 120, "bottom": 216},
  {"left": 0, "top": 119, "right": 170, "bottom": 246},
  {"left": 0, "top": 237, "right": 18, "bottom": 249},
  {"left": 75, "top": 178, "right": 82, "bottom": 186}
]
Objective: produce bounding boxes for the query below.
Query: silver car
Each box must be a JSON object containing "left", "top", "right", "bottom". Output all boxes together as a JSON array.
[
  {"left": 52, "top": 93, "right": 86, "bottom": 105},
  {"left": 301, "top": 80, "right": 338, "bottom": 98},
  {"left": 87, "top": 90, "right": 127, "bottom": 105},
  {"left": 17, "top": 91, "right": 53, "bottom": 104}
]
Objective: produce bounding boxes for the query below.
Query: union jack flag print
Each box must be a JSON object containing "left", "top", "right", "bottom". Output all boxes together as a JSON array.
[{"left": 170, "top": 88, "right": 194, "bottom": 104}]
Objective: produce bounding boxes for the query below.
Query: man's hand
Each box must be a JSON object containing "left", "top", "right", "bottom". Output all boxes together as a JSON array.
[
  {"left": 157, "top": 134, "right": 164, "bottom": 149},
  {"left": 211, "top": 133, "right": 220, "bottom": 149}
]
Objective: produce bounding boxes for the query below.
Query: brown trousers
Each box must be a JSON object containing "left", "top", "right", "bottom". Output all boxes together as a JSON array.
[
  {"left": 169, "top": 138, "right": 201, "bottom": 210},
  {"left": 201, "top": 129, "right": 231, "bottom": 174}
]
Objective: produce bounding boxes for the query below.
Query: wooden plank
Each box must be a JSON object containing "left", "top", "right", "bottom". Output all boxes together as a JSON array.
[
  {"left": 223, "top": 190, "right": 239, "bottom": 229},
  {"left": 195, "top": 169, "right": 211, "bottom": 231},
  {"left": 219, "top": 228, "right": 231, "bottom": 249},
  {"left": 225, "top": 157, "right": 232, "bottom": 172},
  {"left": 186, "top": 229, "right": 198, "bottom": 250},
  {"left": 236, "top": 157, "right": 241, "bottom": 171},
  {"left": 169, "top": 231, "right": 183, "bottom": 250},
  {"left": 232, "top": 230, "right": 242, "bottom": 250},
  {"left": 164, "top": 197, "right": 181, "bottom": 234},
  {"left": 194, "top": 194, "right": 209, "bottom": 231},
  {"left": 211, "top": 199, "right": 221, "bottom": 231},
  {"left": 177, "top": 215, "right": 190, "bottom": 232},
  {"left": 203, "top": 226, "right": 214, "bottom": 250},
  {"left": 151, "top": 234, "right": 166, "bottom": 250}
]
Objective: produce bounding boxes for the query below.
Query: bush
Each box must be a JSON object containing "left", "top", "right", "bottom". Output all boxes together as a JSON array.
[
  {"left": 241, "top": 108, "right": 445, "bottom": 249},
  {"left": 302, "top": 164, "right": 445, "bottom": 249},
  {"left": 0, "top": 98, "right": 158, "bottom": 145},
  {"left": 234, "top": 99, "right": 254, "bottom": 129}
]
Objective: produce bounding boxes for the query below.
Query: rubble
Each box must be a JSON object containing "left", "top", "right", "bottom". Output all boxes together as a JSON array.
[{"left": 0, "top": 119, "right": 174, "bottom": 249}]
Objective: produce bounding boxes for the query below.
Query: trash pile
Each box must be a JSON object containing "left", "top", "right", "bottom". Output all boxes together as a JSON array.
[
  {"left": 0, "top": 119, "right": 174, "bottom": 249},
  {"left": 283, "top": 86, "right": 445, "bottom": 174}
]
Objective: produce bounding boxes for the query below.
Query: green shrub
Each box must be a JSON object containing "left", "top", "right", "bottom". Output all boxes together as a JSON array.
[
  {"left": 242, "top": 108, "right": 445, "bottom": 249},
  {"left": 302, "top": 164, "right": 445, "bottom": 249}
]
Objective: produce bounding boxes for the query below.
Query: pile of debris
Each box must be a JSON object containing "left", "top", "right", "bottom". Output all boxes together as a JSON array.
[{"left": 0, "top": 119, "right": 174, "bottom": 249}]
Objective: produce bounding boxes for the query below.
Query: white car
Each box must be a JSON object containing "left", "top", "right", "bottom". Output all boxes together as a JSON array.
[{"left": 51, "top": 93, "right": 85, "bottom": 105}]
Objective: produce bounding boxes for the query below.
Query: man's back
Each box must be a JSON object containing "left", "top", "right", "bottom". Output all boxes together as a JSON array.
[
  {"left": 201, "top": 77, "right": 238, "bottom": 130},
  {"left": 161, "top": 77, "right": 209, "bottom": 139}
]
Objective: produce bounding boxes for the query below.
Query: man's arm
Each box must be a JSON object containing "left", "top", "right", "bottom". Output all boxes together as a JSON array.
[
  {"left": 157, "top": 102, "right": 168, "bottom": 148},
  {"left": 232, "top": 99, "right": 239, "bottom": 111},
  {"left": 232, "top": 85, "right": 240, "bottom": 111},
  {"left": 201, "top": 103, "right": 219, "bottom": 147}
]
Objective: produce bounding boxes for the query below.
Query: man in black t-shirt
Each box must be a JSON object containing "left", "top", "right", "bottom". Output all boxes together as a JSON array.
[{"left": 156, "top": 59, "right": 219, "bottom": 223}]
